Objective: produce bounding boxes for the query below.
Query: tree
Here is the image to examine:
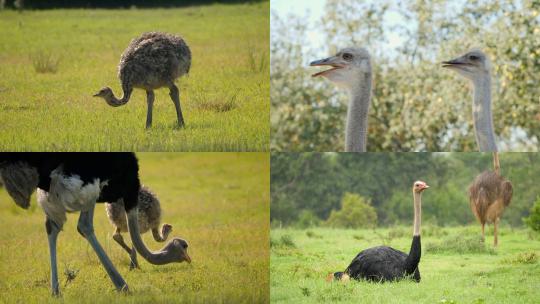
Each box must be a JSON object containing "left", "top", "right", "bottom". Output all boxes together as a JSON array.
[
  {"left": 271, "top": 0, "right": 540, "bottom": 151},
  {"left": 326, "top": 193, "right": 378, "bottom": 228}
]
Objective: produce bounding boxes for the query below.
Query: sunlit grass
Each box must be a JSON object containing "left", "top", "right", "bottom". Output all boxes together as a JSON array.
[
  {"left": 0, "top": 3, "right": 269, "bottom": 151},
  {"left": 0, "top": 153, "right": 270, "bottom": 303}
]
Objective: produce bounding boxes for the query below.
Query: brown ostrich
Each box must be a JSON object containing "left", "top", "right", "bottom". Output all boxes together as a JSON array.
[{"left": 468, "top": 152, "right": 512, "bottom": 246}]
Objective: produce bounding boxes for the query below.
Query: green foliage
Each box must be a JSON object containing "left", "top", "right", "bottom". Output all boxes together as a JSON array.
[
  {"left": 295, "top": 210, "right": 321, "bottom": 228},
  {"left": 326, "top": 193, "right": 377, "bottom": 229},
  {"left": 426, "top": 235, "right": 495, "bottom": 254},
  {"left": 271, "top": 227, "right": 540, "bottom": 303},
  {"left": 31, "top": 51, "right": 59, "bottom": 74},
  {"left": 271, "top": 0, "right": 540, "bottom": 151},
  {"left": 501, "top": 252, "right": 539, "bottom": 265},
  {"left": 271, "top": 153, "right": 540, "bottom": 227},
  {"left": 0, "top": 3, "right": 269, "bottom": 151},
  {"left": 524, "top": 196, "right": 540, "bottom": 232}
]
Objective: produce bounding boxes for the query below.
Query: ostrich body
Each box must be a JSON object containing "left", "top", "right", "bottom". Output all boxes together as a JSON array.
[
  {"left": 0, "top": 153, "right": 190, "bottom": 296},
  {"left": 310, "top": 48, "right": 372, "bottom": 152},
  {"left": 105, "top": 185, "right": 185, "bottom": 269},
  {"left": 442, "top": 49, "right": 497, "bottom": 151},
  {"left": 332, "top": 181, "right": 429, "bottom": 282},
  {"left": 94, "top": 32, "right": 191, "bottom": 128},
  {"left": 468, "top": 152, "right": 512, "bottom": 246}
]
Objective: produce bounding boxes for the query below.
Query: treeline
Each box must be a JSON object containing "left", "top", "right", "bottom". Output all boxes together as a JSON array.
[
  {"left": 1, "top": 0, "right": 263, "bottom": 9},
  {"left": 271, "top": 153, "right": 540, "bottom": 227}
]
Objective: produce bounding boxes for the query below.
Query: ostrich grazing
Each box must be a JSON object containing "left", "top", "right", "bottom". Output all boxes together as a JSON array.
[
  {"left": 442, "top": 49, "right": 497, "bottom": 151},
  {"left": 94, "top": 32, "right": 191, "bottom": 129},
  {"left": 105, "top": 185, "right": 189, "bottom": 269},
  {"left": 0, "top": 153, "right": 190, "bottom": 295},
  {"left": 468, "top": 152, "right": 512, "bottom": 246},
  {"left": 310, "top": 48, "right": 372, "bottom": 152},
  {"left": 330, "top": 181, "right": 429, "bottom": 283}
]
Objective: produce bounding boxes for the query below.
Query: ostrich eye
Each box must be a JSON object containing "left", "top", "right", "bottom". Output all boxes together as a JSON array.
[
  {"left": 342, "top": 53, "right": 353, "bottom": 61},
  {"left": 469, "top": 55, "right": 480, "bottom": 60}
]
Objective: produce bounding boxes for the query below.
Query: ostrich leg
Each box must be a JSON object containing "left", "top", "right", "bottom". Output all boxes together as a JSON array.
[
  {"left": 169, "top": 84, "right": 185, "bottom": 127},
  {"left": 45, "top": 218, "right": 60, "bottom": 296},
  {"left": 145, "top": 90, "right": 155, "bottom": 129},
  {"left": 481, "top": 223, "right": 485, "bottom": 242},
  {"left": 112, "top": 229, "right": 139, "bottom": 269},
  {"left": 77, "top": 205, "right": 128, "bottom": 291},
  {"left": 494, "top": 217, "right": 499, "bottom": 247}
]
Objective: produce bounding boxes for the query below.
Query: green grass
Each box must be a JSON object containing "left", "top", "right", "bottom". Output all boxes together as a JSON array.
[
  {"left": 0, "top": 153, "right": 270, "bottom": 303},
  {"left": 271, "top": 226, "right": 540, "bottom": 303},
  {"left": 0, "top": 3, "right": 269, "bottom": 151}
]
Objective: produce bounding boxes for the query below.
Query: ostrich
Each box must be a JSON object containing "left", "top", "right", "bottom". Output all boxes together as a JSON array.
[
  {"left": 310, "top": 48, "right": 372, "bottom": 152},
  {"left": 468, "top": 152, "right": 512, "bottom": 246},
  {"left": 93, "top": 32, "right": 191, "bottom": 129},
  {"left": 105, "top": 185, "right": 189, "bottom": 269},
  {"left": 330, "top": 181, "right": 429, "bottom": 282},
  {"left": 442, "top": 49, "right": 497, "bottom": 151},
  {"left": 0, "top": 153, "right": 190, "bottom": 296}
]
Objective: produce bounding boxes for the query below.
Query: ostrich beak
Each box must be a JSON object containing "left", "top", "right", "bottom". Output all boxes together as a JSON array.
[
  {"left": 310, "top": 56, "right": 345, "bottom": 77},
  {"left": 441, "top": 58, "right": 469, "bottom": 69},
  {"left": 93, "top": 93, "right": 100, "bottom": 97},
  {"left": 421, "top": 183, "right": 430, "bottom": 190},
  {"left": 184, "top": 252, "right": 192, "bottom": 263}
]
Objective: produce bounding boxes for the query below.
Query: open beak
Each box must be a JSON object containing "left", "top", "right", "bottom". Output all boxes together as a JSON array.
[
  {"left": 310, "top": 56, "right": 345, "bottom": 77},
  {"left": 441, "top": 58, "right": 468, "bottom": 69}
]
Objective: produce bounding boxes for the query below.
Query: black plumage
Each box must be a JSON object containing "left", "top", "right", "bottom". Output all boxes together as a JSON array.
[{"left": 338, "top": 236, "right": 421, "bottom": 282}]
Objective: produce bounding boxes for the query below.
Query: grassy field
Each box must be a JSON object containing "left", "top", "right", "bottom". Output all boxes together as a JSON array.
[
  {"left": 0, "top": 3, "right": 269, "bottom": 151},
  {"left": 0, "top": 153, "right": 269, "bottom": 303},
  {"left": 271, "top": 226, "right": 540, "bottom": 303}
]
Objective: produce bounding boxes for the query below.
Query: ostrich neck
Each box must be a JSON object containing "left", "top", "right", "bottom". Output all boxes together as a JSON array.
[
  {"left": 127, "top": 209, "right": 174, "bottom": 265},
  {"left": 413, "top": 192, "right": 422, "bottom": 236},
  {"left": 104, "top": 88, "right": 131, "bottom": 107},
  {"left": 472, "top": 75, "right": 497, "bottom": 151},
  {"left": 404, "top": 191, "right": 422, "bottom": 274},
  {"left": 345, "top": 73, "right": 372, "bottom": 152}
]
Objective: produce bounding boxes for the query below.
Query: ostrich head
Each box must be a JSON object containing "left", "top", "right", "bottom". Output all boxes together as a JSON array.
[
  {"left": 162, "top": 223, "right": 173, "bottom": 239},
  {"left": 413, "top": 181, "right": 429, "bottom": 193},
  {"left": 93, "top": 87, "right": 114, "bottom": 99},
  {"left": 163, "top": 237, "right": 191, "bottom": 264},
  {"left": 310, "top": 47, "right": 371, "bottom": 88},
  {"left": 442, "top": 49, "right": 491, "bottom": 81}
]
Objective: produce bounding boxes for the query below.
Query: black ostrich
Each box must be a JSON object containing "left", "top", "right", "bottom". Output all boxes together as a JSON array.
[
  {"left": 331, "top": 181, "right": 429, "bottom": 283},
  {"left": 0, "top": 153, "right": 190, "bottom": 296}
]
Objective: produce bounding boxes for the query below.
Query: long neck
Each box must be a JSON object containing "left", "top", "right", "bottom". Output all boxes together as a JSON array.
[
  {"left": 472, "top": 75, "right": 497, "bottom": 151},
  {"left": 412, "top": 192, "right": 422, "bottom": 236},
  {"left": 127, "top": 209, "right": 175, "bottom": 265},
  {"left": 405, "top": 191, "right": 422, "bottom": 273},
  {"left": 345, "top": 72, "right": 372, "bottom": 152},
  {"left": 492, "top": 152, "right": 500, "bottom": 175},
  {"left": 104, "top": 88, "right": 131, "bottom": 107}
]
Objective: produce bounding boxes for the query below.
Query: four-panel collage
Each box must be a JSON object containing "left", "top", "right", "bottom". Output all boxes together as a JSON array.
[{"left": 0, "top": 0, "right": 539, "bottom": 303}]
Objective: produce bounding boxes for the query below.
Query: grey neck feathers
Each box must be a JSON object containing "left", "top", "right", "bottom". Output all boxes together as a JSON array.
[
  {"left": 105, "top": 89, "right": 131, "bottom": 107},
  {"left": 345, "top": 72, "right": 372, "bottom": 152},
  {"left": 413, "top": 192, "right": 422, "bottom": 236},
  {"left": 127, "top": 209, "right": 174, "bottom": 265},
  {"left": 472, "top": 75, "right": 497, "bottom": 151}
]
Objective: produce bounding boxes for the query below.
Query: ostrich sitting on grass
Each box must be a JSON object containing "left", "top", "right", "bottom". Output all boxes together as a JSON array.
[
  {"left": 0, "top": 153, "right": 191, "bottom": 296},
  {"left": 106, "top": 185, "right": 189, "bottom": 269},
  {"left": 330, "top": 181, "right": 429, "bottom": 283},
  {"left": 94, "top": 32, "right": 191, "bottom": 129}
]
